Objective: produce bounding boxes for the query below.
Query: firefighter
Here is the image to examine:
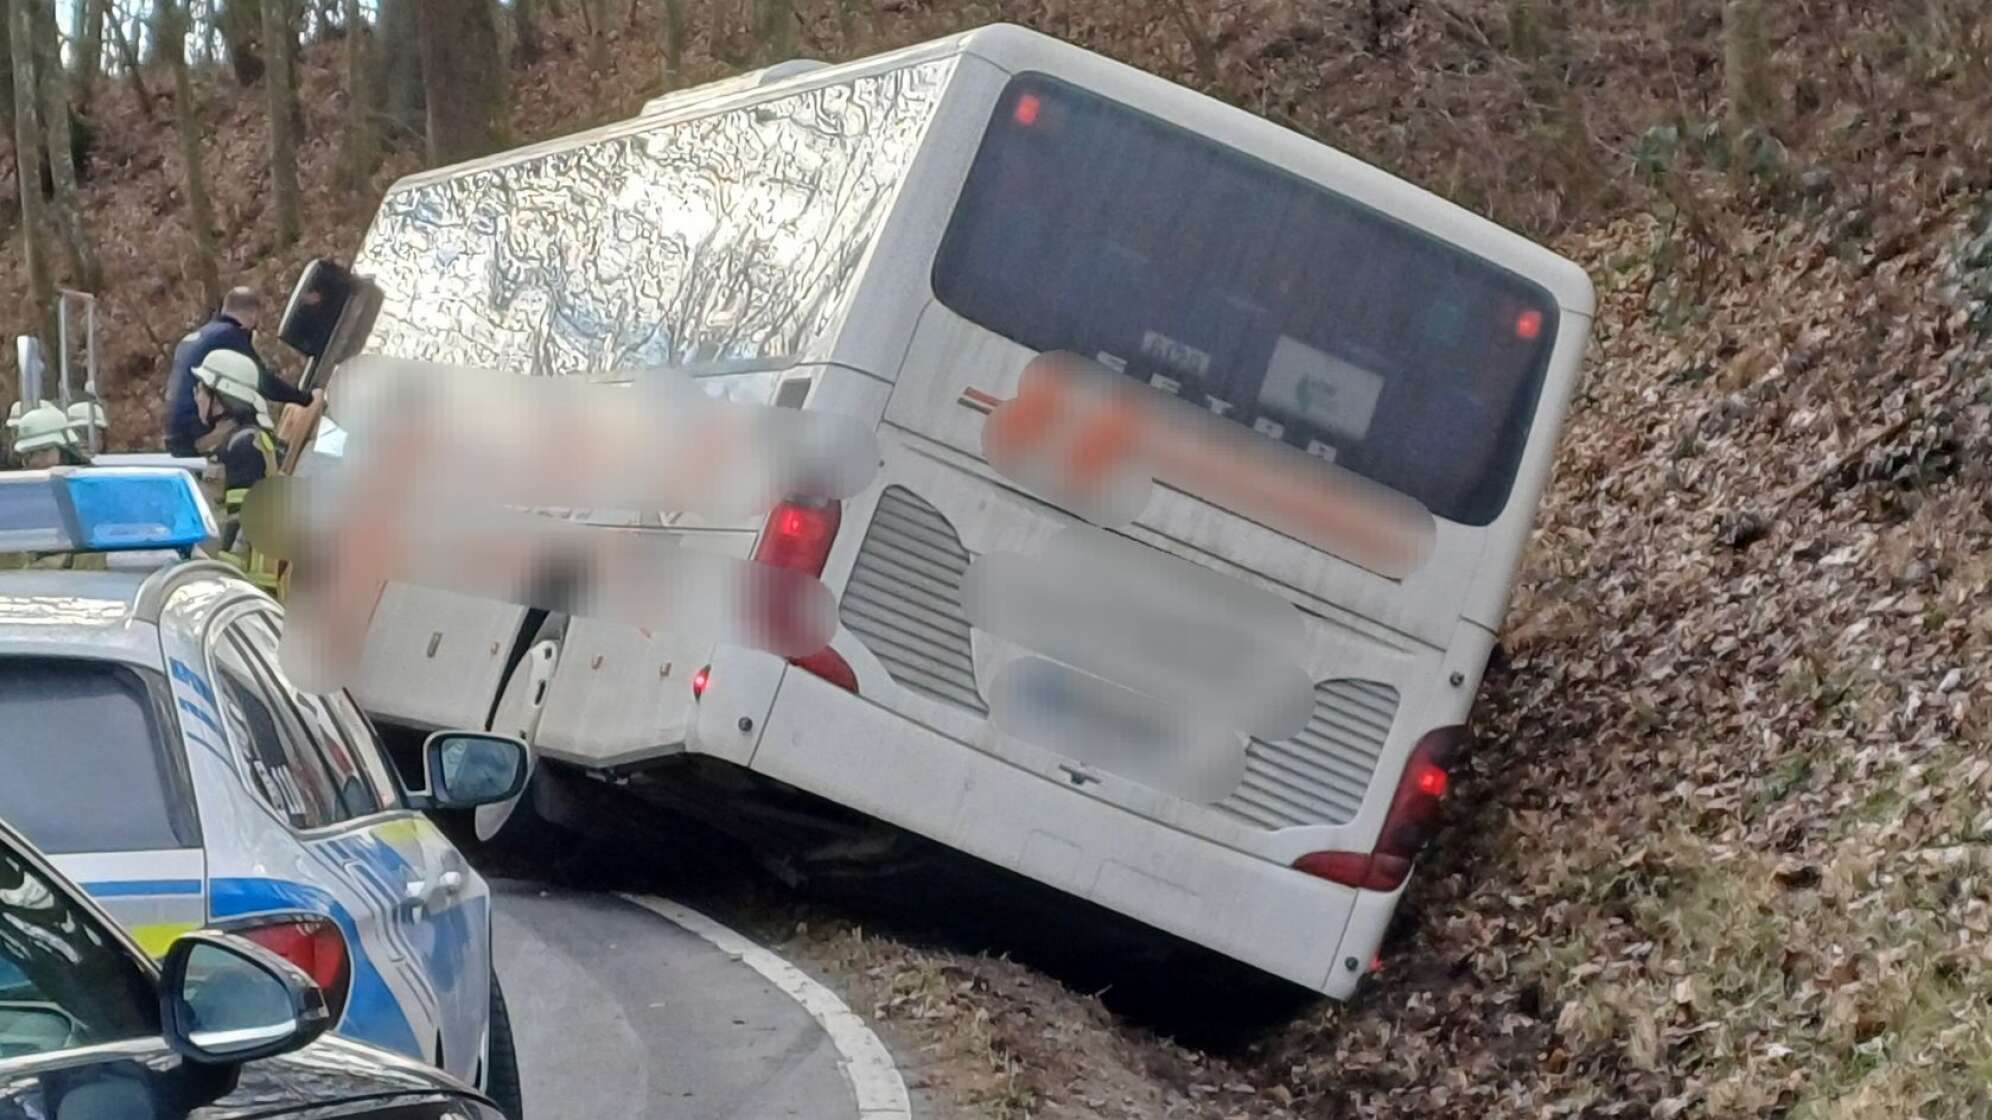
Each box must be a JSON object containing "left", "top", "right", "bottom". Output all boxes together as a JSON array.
[
  {"left": 2, "top": 403, "right": 96, "bottom": 569},
  {"left": 66, "top": 400, "right": 107, "bottom": 452},
  {"left": 8, "top": 402, "right": 89, "bottom": 470},
  {"left": 192, "top": 351, "right": 285, "bottom": 594}
]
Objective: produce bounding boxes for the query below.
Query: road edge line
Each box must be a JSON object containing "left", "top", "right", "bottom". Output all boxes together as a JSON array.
[{"left": 620, "top": 893, "right": 912, "bottom": 1120}]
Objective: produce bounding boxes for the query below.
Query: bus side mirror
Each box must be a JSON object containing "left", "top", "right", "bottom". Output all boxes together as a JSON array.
[{"left": 278, "top": 259, "right": 358, "bottom": 359}]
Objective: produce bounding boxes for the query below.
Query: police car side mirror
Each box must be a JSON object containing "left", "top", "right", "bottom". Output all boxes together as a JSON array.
[
  {"left": 415, "top": 731, "right": 532, "bottom": 810},
  {"left": 160, "top": 932, "right": 332, "bottom": 1065}
]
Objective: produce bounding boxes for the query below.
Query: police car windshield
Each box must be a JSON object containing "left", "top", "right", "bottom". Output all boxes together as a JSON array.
[{"left": 0, "top": 658, "right": 198, "bottom": 855}]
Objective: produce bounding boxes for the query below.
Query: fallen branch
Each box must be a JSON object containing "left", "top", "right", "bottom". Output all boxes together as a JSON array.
[
  {"left": 1718, "top": 408, "right": 1919, "bottom": 549},
  {"left": 1423, "top": 0, "right": 1497, "bottom": 54},
  {"left": 1770, "top": 411, "right": 1915, "bottom": 512}
]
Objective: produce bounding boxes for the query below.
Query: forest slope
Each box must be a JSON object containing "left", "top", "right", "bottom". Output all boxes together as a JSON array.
[{"left": 6, "top": 2, "right": 1990, "bottom": 1116}]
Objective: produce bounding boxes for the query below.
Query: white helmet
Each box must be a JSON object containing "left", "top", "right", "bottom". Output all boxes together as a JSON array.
[
  {"left": 193, "top": 350, "right": 272, "bottom": 426},
  {"left": 66, "top": 399, "right": 107, "bottom": 433},
  {"left": 13, "top": 401, "right": 76, "bottom": 454}
]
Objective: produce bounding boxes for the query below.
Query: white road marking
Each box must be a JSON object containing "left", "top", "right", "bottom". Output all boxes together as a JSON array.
[{"left": 620, "top": 893, "right": 912, "bottom": 1120}]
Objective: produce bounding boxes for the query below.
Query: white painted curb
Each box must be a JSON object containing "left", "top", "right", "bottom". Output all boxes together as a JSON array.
[{"left": 621, "top": 893, "right": 912, "bottom": 1120}]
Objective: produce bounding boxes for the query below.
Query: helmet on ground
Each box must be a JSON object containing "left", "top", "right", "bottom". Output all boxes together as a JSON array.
[
  {"left": 193, "top": 350, "right": 273, "bottom": 426},
  {"left": 13, "top": 402, "right": 77, "bottom": 454}
]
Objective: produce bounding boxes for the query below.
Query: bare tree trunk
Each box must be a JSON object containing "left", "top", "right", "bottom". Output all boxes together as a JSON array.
[
  {"left": 31, "top": 0, "right": 98, "bottom": 290},
  {"left": 147, "top": 0, "right": 170, "bottom": 62},
  {"left": 1724, "top": 0, "right": 1773, "bottom": 136},
  {"left": 10, "top": 0, "right": 54, "bottom": 355},
  {"left": 584, "top": 0, "right": 610, "bottom": 73},
  {"left": 100, "top": 4, "right": 154, "bottom": 116},
  {"left": 76, "top": 0, "right": 105, "bottom": 97},
  {"left": 661, "top": 0, "right": 685, "bottom": 86},
  {"left": 339, "top": 0, "right": 372, "bottom": 191},
  {"left": 418, "top": 0, "right": 503, "bottom": 165},
  {"left": 756, "top": 0, "right": 793, "bottom": 63},
  {"left": 1161, "top": 0, "right": 1217, "bottom": 85},
  {"left": 162, "top": 0, "right": 221, "bottom": 307},
  {"left": 514, "top": 0, "right": 541, "bottom": 63},
  {"left": 708, "top": 0, "right": 750, "bottom": 67},
  {"left": 375, "top": 0, "right": 425, "bottom": 144},
  {"left": 0, "top": 0, "right": 15, "bottom": 142},
  {"left": 834, "top": 0, "right": 860, "bottom": 54},
  {"left": 220, "top": 0, "right": 264, "bottom": 84},
  {"left": 261, "top": 0, "right": 299, "bottom": 247}
]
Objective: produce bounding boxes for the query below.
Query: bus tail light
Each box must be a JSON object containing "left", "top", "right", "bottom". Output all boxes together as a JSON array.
[
  {"left": 752, "top": 499, "right": 858, "bottom": 693},
  {"left": 237, "top": 917, "right": 351, "bottom": 1019},
  {"left": 692, "top": 664, "right": 710, "bottom": 700},
  {"left": 1293, "top": 726, "right": 1469, "bottom": 892},
  {"left": 754, "top": 500, "right": 841, "bottom": 577}
]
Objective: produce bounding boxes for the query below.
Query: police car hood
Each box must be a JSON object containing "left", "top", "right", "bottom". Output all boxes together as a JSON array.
[{"left": 199, "top": 1033, "right": 491, "bottom": 1119}]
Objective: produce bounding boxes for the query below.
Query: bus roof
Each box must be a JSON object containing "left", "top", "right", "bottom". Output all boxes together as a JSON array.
[{"left": 376, "top": 24, "right": 1591, "bottom": 317}]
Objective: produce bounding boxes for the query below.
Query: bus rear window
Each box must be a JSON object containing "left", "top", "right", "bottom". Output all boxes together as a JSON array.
[{"left": 932, "top": 74, "right": 1559, "bottom": 526}]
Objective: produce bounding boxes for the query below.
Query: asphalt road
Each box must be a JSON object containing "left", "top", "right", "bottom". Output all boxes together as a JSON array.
[{"left": 489, "top": 879, "right": 858, "bottom": 1120}]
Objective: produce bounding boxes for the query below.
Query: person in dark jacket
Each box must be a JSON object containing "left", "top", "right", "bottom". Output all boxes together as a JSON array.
[{"left": 165, "top": 286, "right": 315, "bottom": 456}]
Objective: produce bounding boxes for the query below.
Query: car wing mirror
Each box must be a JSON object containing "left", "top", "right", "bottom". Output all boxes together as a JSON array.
[
  {"left": 160, "top": 932, "right": 331, "bottom": 1065},
  {"left": 416, "top": 731, "right": 533, "bottom": 810}
]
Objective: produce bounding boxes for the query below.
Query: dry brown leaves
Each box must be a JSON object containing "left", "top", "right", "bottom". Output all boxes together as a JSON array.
[{"left": 10, "top": 1, "right": 1992, "bottom": 1117}]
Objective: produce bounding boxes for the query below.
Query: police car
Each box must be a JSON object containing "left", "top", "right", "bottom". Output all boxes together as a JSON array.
[{"left": 0, "top": 466, "right": 528, "bottom": 1117}]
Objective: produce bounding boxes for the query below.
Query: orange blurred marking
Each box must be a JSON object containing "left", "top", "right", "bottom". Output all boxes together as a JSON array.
[{"left": 967, "top": 353, "right": 1433, "bottom": 577}]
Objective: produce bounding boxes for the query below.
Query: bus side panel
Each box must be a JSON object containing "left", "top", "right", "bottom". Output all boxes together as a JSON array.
[
  {"left": 1461, "top": 310, "right": 1595, "bottom": 631},
  {"left": 351, "top": 586, "right": 526, "bottom": 734},
  {"left": 825, "top": 55, "right": 1013, "bottom": 384}
]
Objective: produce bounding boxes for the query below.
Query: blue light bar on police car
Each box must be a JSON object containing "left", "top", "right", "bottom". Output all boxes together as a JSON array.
[{"left": 0, "top": 467, "right": 217, "bottom": 554}]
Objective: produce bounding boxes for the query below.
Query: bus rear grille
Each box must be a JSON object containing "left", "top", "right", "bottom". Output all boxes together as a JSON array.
[
  {"left": 1214, "top": 679, "right": 1398, "bottom": 829},
  {"left": 840, "top": 485, "right": 988, "bottom": 713}
]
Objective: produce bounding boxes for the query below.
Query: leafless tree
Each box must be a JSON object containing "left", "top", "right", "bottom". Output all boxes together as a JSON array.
[
  {"left": 418, "top": 0, "right": 505, "bottom": 165},
  {"left": 262, "top": 0, "right": 299, "bottom": 247},
  {"left": 514, "top": 0, "right": 541, "bottom": 63},
  {"left": 220, "top": 0, "right": 263, "bottom": 83},
  {"left": 583, "top": 0, "right": 610, "bottom": 73},
  {"left": 1724, "top": 0, "right": 1774, "bottom": 138},
  {"left": 101, "top": 0, "right": 155, "bottom": 115},
  {"left": 339, "top": 0, "right": 371, "bottom": 191},
  {"left": 161, "top": 0, "right": 221, "bottom": 306},
  {"left": 9, "top": 0, "right": 54, "bottom": 353},
  {"left": 660, "top": 0, "right": 685, "bottom": 86},
  {"left": 76, "top": 0, "right": 106, "bottom": 97},
  {"left": 30, "top": 0, "right": 99, "bottom": 289},
  {"left": 374, "top": 0, "right": 424, "bottom": 144}
]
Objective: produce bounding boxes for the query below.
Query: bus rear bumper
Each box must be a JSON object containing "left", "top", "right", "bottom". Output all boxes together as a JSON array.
[{"left": 702, "top": 661, "right": 1374, "bottom": 998}]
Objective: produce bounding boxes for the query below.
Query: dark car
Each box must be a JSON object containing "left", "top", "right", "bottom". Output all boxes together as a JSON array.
[{"left": 0, "top": 818, "right": 506, "bottom": 1120}]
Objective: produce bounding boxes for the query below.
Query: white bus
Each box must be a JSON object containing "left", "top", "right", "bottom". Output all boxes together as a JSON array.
[{"left": 302, "top": 24, "right": 1593, "bottom": 998}]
